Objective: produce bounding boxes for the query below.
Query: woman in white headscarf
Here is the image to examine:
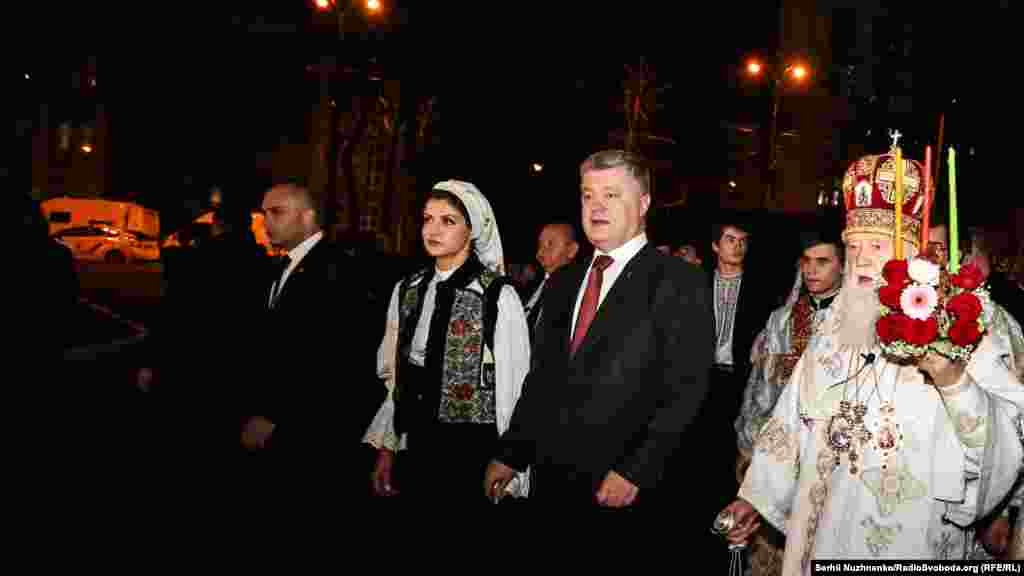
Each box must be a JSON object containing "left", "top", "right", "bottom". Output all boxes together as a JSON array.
[{"left": 363, "top": 180, "right": 531, "bottom": 506}]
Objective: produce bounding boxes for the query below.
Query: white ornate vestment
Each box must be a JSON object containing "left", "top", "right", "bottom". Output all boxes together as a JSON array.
[{"left": 739, "top": 294, "right": 1024, "bottom": 575}]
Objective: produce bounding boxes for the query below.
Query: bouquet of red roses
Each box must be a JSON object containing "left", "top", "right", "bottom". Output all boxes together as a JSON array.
[{"left": 876, "top": 258, "right": 992, "bottom": 362}]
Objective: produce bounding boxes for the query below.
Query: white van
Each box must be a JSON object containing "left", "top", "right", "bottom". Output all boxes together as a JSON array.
[{"left": 41, "top": 196, "right": 160, "bottom": 240}]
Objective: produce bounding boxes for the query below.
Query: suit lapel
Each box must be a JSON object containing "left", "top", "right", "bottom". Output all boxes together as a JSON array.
[
  {"left": 547, "top": 261, "right": 589, "bottom": 359},
  {"left": 570, "top": 245, "right": 657, "bottom": 363},
  {"left": 273, "top": 240, "right": 326, "bottom": 310}
]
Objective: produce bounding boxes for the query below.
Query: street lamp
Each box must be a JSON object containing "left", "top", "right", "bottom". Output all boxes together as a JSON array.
[
  {"left": 743, "top": 56, "right": 812, "bottom": 207},
  {"left": 81, "top": 144, "right": 93, "bottom": 154},
  {"left": 315, "top": 0, "right": 382, "bottom": 40}
]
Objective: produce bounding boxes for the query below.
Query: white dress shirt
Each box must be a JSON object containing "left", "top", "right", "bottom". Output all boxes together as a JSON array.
[
  {"left": 571, "top": 232, "right": 648, "bottom": 338},
  {"left": 268, "top": 230, "right": 323, "bottom": 307},
  {"left": 408, "top": 266, "right": 456, "bottom": 366},
  {"left": 523, "top": 273, "right": 550, "bottom": 316}
]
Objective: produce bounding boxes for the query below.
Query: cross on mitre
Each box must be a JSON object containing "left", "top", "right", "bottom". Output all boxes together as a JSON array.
[{"left": 888, "top": 129, "right": 903, "bottom": 150}]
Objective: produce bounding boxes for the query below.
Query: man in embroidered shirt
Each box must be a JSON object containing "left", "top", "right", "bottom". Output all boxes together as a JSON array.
[
  {"left": 733, "top": 229, "right": 844, "bottom": 576},
  {"left": 700, "top": 220, "right": 776, "bottom": 533},
  {"left": 720, "top": 150, "right": 1024, "bottom": 573},
  {"left": 485, "top": 149, "right": 713, "bottom": 512},
  {"left": 523, "top": 222, "right": 579, "bottom": 345}
]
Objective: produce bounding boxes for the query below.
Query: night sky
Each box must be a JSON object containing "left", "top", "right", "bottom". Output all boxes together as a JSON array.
[{"left": 7, "top": 2, "right": 1019, "bottom": 259}]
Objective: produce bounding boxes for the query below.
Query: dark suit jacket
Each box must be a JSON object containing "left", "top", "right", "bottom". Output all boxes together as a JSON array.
[
  {"left": 523, "top": 278, "right": 547, "bottom": 346},
  {"left": 498, "top": 244, "right": 714, "bottom": 498},
  {"left": 255, "top": 238, "right": 384, "bottom": 462}
]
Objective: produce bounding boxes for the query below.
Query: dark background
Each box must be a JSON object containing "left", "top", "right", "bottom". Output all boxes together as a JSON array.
[{"left": 5, "top": 2, "right": 1019, "bottom": 266}]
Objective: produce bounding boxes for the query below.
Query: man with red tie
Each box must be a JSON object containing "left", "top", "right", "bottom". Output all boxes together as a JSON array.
[{"left": 485, "top": 149, "right": 713, "bottom": 511}]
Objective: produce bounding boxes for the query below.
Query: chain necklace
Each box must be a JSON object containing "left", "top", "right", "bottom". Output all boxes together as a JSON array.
[{"left": 827, "top": 349, "right": 888, "bottom": 475}]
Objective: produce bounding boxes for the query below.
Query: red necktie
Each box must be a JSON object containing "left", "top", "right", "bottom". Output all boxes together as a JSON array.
[{"left": 570, "top": 255, "right": 614, "bottom": 356}]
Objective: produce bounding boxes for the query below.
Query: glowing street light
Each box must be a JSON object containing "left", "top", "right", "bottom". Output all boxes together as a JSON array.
[
  {"left": 315, "top": 0, "right": 330, "bottom": 9},
  {"left": 81, "top": 144, "right": 93, "bottom": 154},
  {"left": 741, "top": 55, "right": 813, "bottom": 208},
  {"left": 366, "top": 0, "right": 380, "bottom": 11},
  {"left": 532, "top": 163, "right": 544, "bottom": 173}
]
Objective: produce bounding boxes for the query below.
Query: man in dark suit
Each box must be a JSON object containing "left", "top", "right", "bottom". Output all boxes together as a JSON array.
[
  {"left": 484, "top": 149, "right": 713, "bottom": 511},
  {"left": 242, "top": 180, "right": 383, "bottom": 502},
  {"left": 522, "top": 221, "right": 580, "bottom": 345}
]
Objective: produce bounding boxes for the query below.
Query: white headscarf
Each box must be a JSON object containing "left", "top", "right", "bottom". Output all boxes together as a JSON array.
[{"left": 431, "top": 180, "right": 506, "bottom": 275}]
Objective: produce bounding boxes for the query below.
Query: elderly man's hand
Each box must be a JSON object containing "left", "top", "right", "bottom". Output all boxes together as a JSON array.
[
  {"left": 719, "top": 499, "right": 761, "bottom": 545},
  {"left": 918, "top": 352, "right": 966, "bottom": 389}
]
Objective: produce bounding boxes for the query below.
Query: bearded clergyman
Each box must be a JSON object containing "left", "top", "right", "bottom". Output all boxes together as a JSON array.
[{"left": 720, "top": 147, "right": 1024, "bottom": 574}]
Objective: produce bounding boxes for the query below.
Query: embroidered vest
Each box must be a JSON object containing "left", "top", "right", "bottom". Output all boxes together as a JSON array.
[{"left": 394, "top": 256, "right": 509, "bottom": 430}]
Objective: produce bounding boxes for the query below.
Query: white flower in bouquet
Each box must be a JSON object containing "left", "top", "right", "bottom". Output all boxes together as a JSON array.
[
  {"left": 907, "top": 258, "right": 940, "bottom": 286},
  {"left": 900, "top": 284, "right": 939, "bottom": 321}
]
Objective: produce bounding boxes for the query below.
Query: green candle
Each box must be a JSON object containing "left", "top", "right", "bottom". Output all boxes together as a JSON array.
[{"left": 948, "top": 147, "right": 959, "bottom": 273}]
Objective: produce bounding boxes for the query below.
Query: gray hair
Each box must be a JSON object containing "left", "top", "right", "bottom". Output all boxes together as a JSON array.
[{"left": 579, "top": 149, "right": 651, "bottom": 196}]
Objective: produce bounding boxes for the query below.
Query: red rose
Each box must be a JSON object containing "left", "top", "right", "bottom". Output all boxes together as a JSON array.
[
  {"left": 951, "top": 263, "right": 985, "bottom": 291},
  {"left": 877, "top": 313, "right": 911, "bottom": 344},
  {"left": 876, "top": 315, "right": 895, "bottom": 343},
  {"left": 948, "top": 319, "right": 982, "bottom": 347},
  {"left": 907, "top": 317, "right": 939, "bottom": 346},
  {"left": 882, "top": 260, "right": 910, "bottom": 287},
  {"left": 946, "top": 292, "right": 982, "bottom": 322},
  {"left": 879, "top": 284, "right": 904, "bottom": 310}
]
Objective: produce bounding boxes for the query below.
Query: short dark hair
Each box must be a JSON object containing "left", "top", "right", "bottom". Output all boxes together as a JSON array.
[
  {"left": 712, "top": 221, "right": 752, "bottom": 244},
  {"left": 426, "top": 188, "right": 472, "bottom": 229},
  {"left": 267, "top": 178, "right": 320, "bottom": 223},
  {"left": 799, "top": 229, "right": 845, "bottom": 265}
]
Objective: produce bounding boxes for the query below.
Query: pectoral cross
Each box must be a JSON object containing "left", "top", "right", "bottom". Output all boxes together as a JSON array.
[{"left": 889, "top": 129, "right": 903, "bottom": 150}]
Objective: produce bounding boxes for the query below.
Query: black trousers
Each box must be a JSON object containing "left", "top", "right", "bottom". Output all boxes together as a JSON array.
[
  {"left": 702, "top": 365, "right": 749, "bottom": 516},
  {"left": 395, "top": 422, "right": 498, "bottom": 508}
]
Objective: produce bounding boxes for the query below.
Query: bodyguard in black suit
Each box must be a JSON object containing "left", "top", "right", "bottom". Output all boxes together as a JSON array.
[
  {"left": 485, "top": 150, "right": 713, "bottom": 510},
  {"left": 242, "top": 181, "right": 382, "bottom": 502}
]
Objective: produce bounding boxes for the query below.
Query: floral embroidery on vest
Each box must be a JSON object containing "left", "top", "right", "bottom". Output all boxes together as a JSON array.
[
  {"left": 438, "top": 288, "right": 496, "bottom": 424},
  {"left": 395, "top": 265, "right": 500, "bottom": 427}
]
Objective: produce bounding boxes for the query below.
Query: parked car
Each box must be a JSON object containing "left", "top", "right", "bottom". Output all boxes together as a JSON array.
[{"left": 53, "top": 224, "right": 160, "bottom": 264}]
